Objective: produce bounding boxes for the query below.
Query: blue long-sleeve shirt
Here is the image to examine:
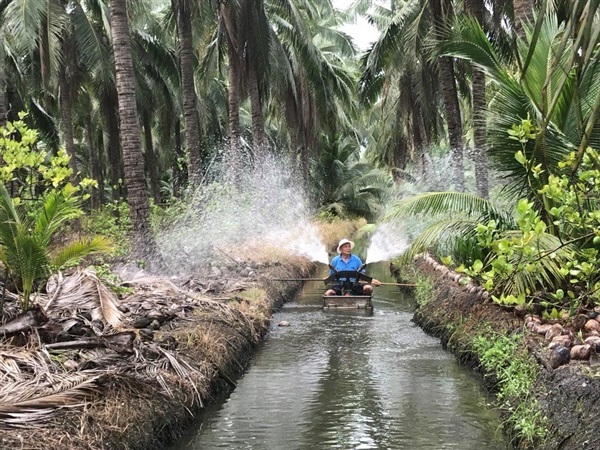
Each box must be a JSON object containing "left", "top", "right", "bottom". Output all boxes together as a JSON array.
[{"left": 329, "top": 254, "right": 365, "bottom": 283}]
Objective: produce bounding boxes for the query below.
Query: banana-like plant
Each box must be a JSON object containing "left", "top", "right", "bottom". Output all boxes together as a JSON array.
[{"left": 0, "top": 185, "right": 112, "bottom": 310}]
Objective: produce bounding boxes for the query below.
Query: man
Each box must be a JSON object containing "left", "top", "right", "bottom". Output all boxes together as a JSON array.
[{"left": 325, "top": 238, "right": 381, "bottom": 296}]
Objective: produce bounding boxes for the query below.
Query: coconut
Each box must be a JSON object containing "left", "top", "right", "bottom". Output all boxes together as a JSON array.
[
  {"left": 584, "top": 336, "right": 600, "bottom": 352},
  {"left": 570, "top": 344, "right": 591, "bottom": 360},
  {"left": 549, "top": 335, "right": 573, "bottom": 349},
  {"left": 584, "top": 319, "right": 600, "bottom": 333},
  {"left": 545, "top": 324, "right": 564, "bottom": 341}
]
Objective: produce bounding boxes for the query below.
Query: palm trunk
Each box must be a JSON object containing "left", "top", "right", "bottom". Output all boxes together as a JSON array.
[
  {"left": 109, "top": 0, "right": 157, "bottom": 258},
  {"left": 101, "top": 89, "right": 124, "bottom": 199},
  {"left": 172, "top": 120, "right": 186, "bottom": 197},
  {"left": 429, "top": 0, "right": 464, "bottom": 191},
  {"left": 176, "top": 0, "right": 203, "bottom": 184},
  {"left": 58, "top": 32, "right": 79, "bottom": 182},
  {"left": 513, "top": 0, "right": 535, "bottom": 39},
  {"left": 468, "top": 0, "right": 489, "bottom": 198},
  {"left": 143, "top": 112, "right": 161, "bottom": 203},
  {"left": 222, "top": 2, "right": 242, "bottom": 171},
  {"left": 0, "top": 34, "right": 6, "bottom": 128},
  {"left": 85, "top": 113, "right": 103, "bottom": 209},
  {"left": 248, "top": 63, "right": 266, "bottom": 159}
]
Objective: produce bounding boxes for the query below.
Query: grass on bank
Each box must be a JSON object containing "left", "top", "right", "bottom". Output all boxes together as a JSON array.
[{"left": 472, "top": 328, "right": 548, "bottom": 447}]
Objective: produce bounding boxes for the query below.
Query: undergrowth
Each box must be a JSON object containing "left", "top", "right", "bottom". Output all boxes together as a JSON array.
[{"left": 472, "top": 329, "right": 548, "bottom": 447}]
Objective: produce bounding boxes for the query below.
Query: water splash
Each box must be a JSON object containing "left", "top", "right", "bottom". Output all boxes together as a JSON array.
[
  {"left": 155, "top": 150, "right": 328, "bottom": 272},
  {"left": 365, "top": 222, "right": 409, "bottom": 264}
]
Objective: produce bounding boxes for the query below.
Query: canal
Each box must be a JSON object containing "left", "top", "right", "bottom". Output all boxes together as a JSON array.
[{"left": 169, "top": 262, "right": 509, "bottom": 449}]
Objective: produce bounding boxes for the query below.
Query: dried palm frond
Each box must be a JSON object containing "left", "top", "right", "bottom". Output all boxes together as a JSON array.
[
  {"left": 0, "top": 372, "right": 105, "bottom": 427},
  {"left": 156, "top": 347, "right": 203, "bottom": 404},
  {"left": 118, "top": 271, "right": 261, "bottom": 341},
  {"left": 41, "top": 270, "right": 122, "bottom": 328},
  {"left": 0, "top": 348, "right": 55, "bottom": 381}
]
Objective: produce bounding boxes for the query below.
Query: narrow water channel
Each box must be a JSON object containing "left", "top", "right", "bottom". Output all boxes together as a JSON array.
[{"left": 170, "top": 262, "right": 510, "bottom": 449}]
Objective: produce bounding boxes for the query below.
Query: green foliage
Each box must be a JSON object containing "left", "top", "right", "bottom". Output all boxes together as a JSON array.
[
  {"left": 0, "top": 118, "right": 111, "bottom": 309},
  {"left": 384, "top": 192, "right": 514, "bottom": 269},
  {"left": 414, "top": 274, "right": 435, "bottom": 307},
  {"left": 0, "top": 186, "right": 112, "bottom": 309},
  {"left": 82, "top": 200, "right": 132, "bottom": 257},
  {"left": 0, "top": 116, "right": 97, "bottom": 201},
  {"left": 458, "top": 146, "right": 600, "bottom": 310},
  {"left": 311, "top": 135, "right": 391, "bottom": 221},
  {"left": 472, "top": 330, "right": 548, "bottom": 445}
]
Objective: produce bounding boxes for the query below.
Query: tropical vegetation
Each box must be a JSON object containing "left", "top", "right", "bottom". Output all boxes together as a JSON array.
[{"left": 0, "top": 0, "right": 597, "bottom": 323}]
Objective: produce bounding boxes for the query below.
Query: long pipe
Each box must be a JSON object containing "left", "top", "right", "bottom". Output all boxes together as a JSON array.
[
  {"left": 272, "top": 278, "right": 328, "bottom": 281},
  {"left": 271, "top": 278, "right": 415, "bottom": 287}
]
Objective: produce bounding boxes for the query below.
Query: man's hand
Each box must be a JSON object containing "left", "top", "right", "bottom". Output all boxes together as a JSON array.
[{"left": 372, "top": 279, "right": 381, "bottom": 286}]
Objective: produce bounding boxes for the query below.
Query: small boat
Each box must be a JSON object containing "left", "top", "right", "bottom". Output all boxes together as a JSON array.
[
  {"left": 322, "top": 294, "right": 372, "bottom": 309},
  {"left": 322, "top": 269, "right": 373, "bottom": 310}
]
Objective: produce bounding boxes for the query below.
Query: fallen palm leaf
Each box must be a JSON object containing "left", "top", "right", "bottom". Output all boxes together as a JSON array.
[
  {"left": 41, "top": 270, "right": 122, "bottom": 328},
  {"left": 0, "top": 372, "right": 105, "bottom": 428}
]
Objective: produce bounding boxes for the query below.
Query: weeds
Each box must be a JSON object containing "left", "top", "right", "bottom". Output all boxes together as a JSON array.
[
  {"left": 414, "top": 274, "right": 435, "bottom": 307},
  {"left": 472, "top": 330, "right": 548, "bottom": 446}
]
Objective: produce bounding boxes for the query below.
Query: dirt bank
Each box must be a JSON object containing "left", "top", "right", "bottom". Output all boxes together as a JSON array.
[
  {"left": 0, "top": 257, "right": 313, "bottom": 450},
  {"left": 411, "top": 255, "right": 600, "bottom": 450}
]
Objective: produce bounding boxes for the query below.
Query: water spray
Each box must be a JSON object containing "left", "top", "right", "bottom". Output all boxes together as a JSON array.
[
  {"left": 155, "top": 152, "right": 330, "bottom": 273},
  {"left": 365, "top": 222, "right": 410, "bottom": 264}
]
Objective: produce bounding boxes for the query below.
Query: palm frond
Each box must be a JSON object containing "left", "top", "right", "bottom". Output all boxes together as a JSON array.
[
  {"left": 494, "top": 231, "right": 570, "bottom": 295},
  {"left": 34, "top": 191, "right": 82, "bottom": 247},
  {"left": 0, "top": 372, "right": 104, "bottom": 427},
  {"left": 393, "top": 218, "right": 481, "bottom": 267},
  {"left": 50, "top": 236, "right": 112, "bottom": 269},
  {"left": 383, "top": 191, "right": 503, "bottom": 221},
  {"left": 42, "top": 270, "right": 122, "bottom": 328}
]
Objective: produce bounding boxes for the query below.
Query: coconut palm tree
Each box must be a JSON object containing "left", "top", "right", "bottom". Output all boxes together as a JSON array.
[
  {"left": 513, "top": 0, "right": 535, "bottom": 39},
  {"left": 441, "top": 4, "right": 600, "bottom": 203},
  {"left": 109, "top": 0, "right": 157, "bottom": 257},
  {"left": 198, "top": 0, "right": 357, "bottom": 186},
  {"left": 311, "top": 135, "right": 391, "bottom": 221},
  {"left": 360, "top": 0, "right": 465, "bottom": 190},
  {"left": 466, "top": 0, "right": 488, "bottom": 198},
  {"left": 429, "top": 0, "right": 465, "bottom": 190},
  {"left": 386, "top": 2, "right": 600, "bottom": 299},
  {"left": 359, "top": 0, "right": 443, "bottom": 172},
  {"left": 173, "top": 0, "right": 203, "bottom": 182}
]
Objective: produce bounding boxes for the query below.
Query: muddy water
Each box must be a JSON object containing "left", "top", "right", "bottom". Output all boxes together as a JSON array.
[{"left": 170, "top": 262, "right": 509, "bottom": 449}]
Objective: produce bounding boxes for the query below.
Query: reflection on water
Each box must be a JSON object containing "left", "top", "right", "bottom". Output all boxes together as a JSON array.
[{"left": 169, "top": 263, "right": 509, "bottom": 450}]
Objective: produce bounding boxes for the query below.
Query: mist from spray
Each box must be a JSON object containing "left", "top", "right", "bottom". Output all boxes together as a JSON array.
[
  {"left": 156, "top": 151, "right": 328, "bottom": 273},
  {"left": 365, "top": 222, "right": 410, "bottom": 264}
]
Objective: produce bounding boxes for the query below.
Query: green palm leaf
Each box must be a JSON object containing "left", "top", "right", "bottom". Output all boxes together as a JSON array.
[
  {"left": 393, "top": 218, "right": 481, "bottom": 267},
  {"left": 34, "top": 191, "right": 82, "bottom": 247},
  {"left": 51, "top": 236, "right": 113, "bottom": 269},
  {"left": 383, "top": 191, "right": 509, "bottom": 224}
]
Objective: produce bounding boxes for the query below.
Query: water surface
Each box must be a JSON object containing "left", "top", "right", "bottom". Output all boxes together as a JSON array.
[{"left": 170, "top": 263, "right": 509, "bottom": 450}]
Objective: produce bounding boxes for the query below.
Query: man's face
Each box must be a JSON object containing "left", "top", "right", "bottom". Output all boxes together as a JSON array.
[{"left": 340, "top": 243, "right": 352, "bottom": 255}]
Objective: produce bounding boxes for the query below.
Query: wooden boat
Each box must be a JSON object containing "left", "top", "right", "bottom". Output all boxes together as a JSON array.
[
  {"left": 322, "top": 294, "right": 372, "bottom": 309},
  {"left": 322, "top": 269, "right": 373, "bottom": 310}
]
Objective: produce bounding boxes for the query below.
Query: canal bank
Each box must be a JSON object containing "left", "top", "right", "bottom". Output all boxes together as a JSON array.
[
  {"left": 411, "top": 254, "right": 600, "bottom": 450},
  {"left": 0, "top": 258, "right": 313, "bottom": 450}
]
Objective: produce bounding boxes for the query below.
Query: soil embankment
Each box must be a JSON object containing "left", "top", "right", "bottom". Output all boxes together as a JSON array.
[
  {"left": 0, "top": 258, "right": 313, "bottom": 450},
  {"left": 411, "top": 255, "right": 600, "bottom": 450}
]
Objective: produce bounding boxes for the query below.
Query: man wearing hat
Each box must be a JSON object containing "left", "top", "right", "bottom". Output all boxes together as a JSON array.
[{"left": 325, "top": 238, "right": 381, "bottom": 296}]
